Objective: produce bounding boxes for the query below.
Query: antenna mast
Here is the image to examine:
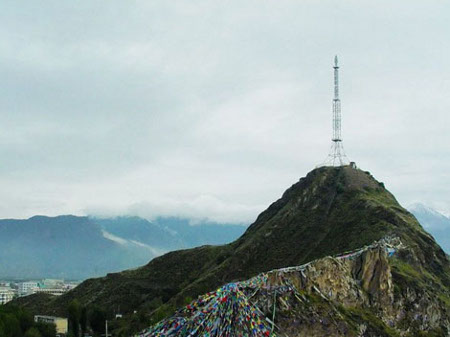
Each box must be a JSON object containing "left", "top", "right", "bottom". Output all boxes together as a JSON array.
[{"left": 324, "top": 55, "right": 348, "bottom": 166}]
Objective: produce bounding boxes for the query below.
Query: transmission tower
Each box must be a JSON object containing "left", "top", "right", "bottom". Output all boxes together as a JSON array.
[{"left": 323, "top": 55, "right": 349, "bottom": 166}]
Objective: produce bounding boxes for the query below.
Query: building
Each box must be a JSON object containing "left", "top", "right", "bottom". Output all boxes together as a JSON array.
[
  {"left": 63, "top": 282, "right": 79, "bottom": 291},
  {"left": 34, "top": 315, "right": 68, "bottom": 336},
  {"left": 18, "top": 281, "right": 39, "bottom": 296},
  {"left": 34, "top": 287, "right": 66, "bottom": 296},
  {"left": 0, "top": 287, "right": 15, "bottom": 304},
  {"left": 18, "top": 279, "right": 78, "bottom": 298},
  {"left": 41, "top": 279, "right": 64, "bottom": 288}
]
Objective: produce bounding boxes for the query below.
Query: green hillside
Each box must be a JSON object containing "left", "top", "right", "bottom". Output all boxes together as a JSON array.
[{"left": 13, "top": 166, "right": 450, "bottom": 336}]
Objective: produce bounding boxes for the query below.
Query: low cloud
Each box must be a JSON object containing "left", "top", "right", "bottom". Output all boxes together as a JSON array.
[
  {"left": 0, "top": 1, "right": 449, "bottom": 221},
  {"left": 88, "top": 195, "right": 262, "bottom": 225}
]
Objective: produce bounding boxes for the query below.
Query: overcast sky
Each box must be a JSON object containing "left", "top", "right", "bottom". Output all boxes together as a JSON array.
[{"left": 1, "top": 1, "right": 449, "bottom": 223}]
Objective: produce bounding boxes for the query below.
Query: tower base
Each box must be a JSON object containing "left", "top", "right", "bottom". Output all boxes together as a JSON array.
[{"left": 321, "top": 141, "right": 349, "bottom": 167}]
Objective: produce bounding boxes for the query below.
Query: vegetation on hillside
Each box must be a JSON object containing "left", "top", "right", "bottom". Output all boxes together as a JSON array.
[{"left": 0, "top": 305, "right": 56, "bottom": 337}]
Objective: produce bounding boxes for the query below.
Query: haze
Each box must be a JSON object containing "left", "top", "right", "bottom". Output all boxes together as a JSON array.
[{"left": 1, "top": 1, "right": 449, "bottom": 223}]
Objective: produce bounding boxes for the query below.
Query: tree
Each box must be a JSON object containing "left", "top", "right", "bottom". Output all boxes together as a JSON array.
[
  {"left": 80, "top": 306, "right": 88, "bottom": 337},
  {"left": 17, "top": 308, "right": 34, "bottom": 334},
  {"left": 35, "top": 322, "right": 57, "bottom": 337},
  {"left": 0, "top": 305, "right": 55, "bottom": 337},
  {"left": 24, "top": 327, "right": 42, "bottom": 337},
  {"left": 2, "top": 313, "right": 21, "bottom": 337},
  {"left": 88, "top": 307, "right": 106, "bottom": 336},
  {"left": 0, "top": 320, "right": 5, "bottom": 337},
  {"left": 68, "top": 299, "right": 82, "bottom": 337}
]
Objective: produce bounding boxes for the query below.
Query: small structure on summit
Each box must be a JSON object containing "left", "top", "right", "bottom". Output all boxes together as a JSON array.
[{"left": 323, "top": 55, "right": 350, "bottom": 167}]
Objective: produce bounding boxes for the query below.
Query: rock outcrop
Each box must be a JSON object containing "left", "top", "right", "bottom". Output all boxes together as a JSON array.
[{"left": 140, "top": 237, "right": 450, "bottom": 336}]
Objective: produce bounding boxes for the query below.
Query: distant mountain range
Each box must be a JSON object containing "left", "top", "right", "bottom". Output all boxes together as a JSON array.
[
  {"left": 0, "top": 215, "right": 246, "bottom": 280},
  {"left": 408, "top": 203, "right": 450, "bottom": 253},
  {"left": 0, "top": 202, "right": 447, "bottom": 281}
]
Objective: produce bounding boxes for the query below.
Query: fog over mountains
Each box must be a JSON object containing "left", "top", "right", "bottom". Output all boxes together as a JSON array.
[
  {"left": 408, "top": 203, "right": 450, "bottom": 254},
  {"left": 0, "top": 216, "right": 245, "bottom": 280},
  {"left": 0, "top": 202, "right": 447, "bottom": 281}
]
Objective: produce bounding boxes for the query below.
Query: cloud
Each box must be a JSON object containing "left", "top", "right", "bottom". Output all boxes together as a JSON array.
[
  {"left": 0, "top": 0, "right": 449, "bottom": 222},
  {"left": 127, "top": 195, "right": 262, "bottom": 225}
]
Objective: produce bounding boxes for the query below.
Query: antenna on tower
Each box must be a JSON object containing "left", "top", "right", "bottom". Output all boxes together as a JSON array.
[{"left": 322, "top": 55, "right": 349, "bottom": 167}]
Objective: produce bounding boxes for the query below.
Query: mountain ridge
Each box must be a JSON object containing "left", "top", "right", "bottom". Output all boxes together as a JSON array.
[{"left": 0, "top": 215, "right": 245, "bottom": 279}]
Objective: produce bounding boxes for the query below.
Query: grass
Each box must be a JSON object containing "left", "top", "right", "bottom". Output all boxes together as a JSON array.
[{"left": 340, "top": 306, "right": 401, "bottom": 337}]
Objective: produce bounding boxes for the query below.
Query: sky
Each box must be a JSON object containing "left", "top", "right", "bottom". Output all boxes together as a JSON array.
[{"left": 0, "top": 1, "right": 449, "bottom": 223}]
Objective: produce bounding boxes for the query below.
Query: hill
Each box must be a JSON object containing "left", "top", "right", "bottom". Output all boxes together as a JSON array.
[
  {"left": 0, "top": 215, "right": 245, "bottom": 279},
  {"left": 13, "top": 166, "right": 450, "bottom": 336}
]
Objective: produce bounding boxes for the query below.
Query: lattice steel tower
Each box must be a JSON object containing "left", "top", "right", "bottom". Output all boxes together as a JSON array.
[{"left": 324, "top": 55, "right": 349, "bottom": 166}]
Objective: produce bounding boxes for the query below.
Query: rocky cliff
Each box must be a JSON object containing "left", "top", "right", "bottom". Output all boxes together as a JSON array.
[{"left": 139, "top": 237, "right": 450, "bottom": 336}]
